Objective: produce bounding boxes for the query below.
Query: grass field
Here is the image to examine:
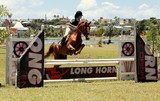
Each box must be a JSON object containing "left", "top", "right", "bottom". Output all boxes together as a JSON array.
[
  {"left": 1, "top": 44, "right": 160, "bottom": 101},
  {"left": 44, "top": 44, "right": 119, "bottom": 59}
]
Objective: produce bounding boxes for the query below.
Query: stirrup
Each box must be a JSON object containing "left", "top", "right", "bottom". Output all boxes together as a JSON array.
[{"left": 59, "top": 38, "right": 66, "bottom": 46}]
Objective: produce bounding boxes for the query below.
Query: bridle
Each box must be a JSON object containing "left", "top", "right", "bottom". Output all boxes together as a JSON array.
[{"left": 75, "top": 22, "right": 90, "bottom": 37}]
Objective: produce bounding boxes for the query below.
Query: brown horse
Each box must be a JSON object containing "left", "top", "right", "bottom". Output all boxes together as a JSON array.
[{"left": 45, "top": 20, "right": 91, "bottom": 59}]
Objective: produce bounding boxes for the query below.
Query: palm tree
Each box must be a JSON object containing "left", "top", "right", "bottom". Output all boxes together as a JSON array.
[{"left": 0, "top": 5, "right": 12, "bottom": 18}]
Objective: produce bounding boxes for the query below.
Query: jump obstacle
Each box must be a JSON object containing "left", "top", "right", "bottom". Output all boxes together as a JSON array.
[{"left": 5, "top": 29, "right": 158, "bottom": 88}]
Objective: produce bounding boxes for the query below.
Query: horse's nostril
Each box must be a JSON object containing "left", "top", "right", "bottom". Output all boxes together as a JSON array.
[{"left": 86, "top": 37, "right": 90, "bottom": 40}]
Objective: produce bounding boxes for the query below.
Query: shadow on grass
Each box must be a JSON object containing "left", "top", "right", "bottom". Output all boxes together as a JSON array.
[
  {"left": 44, "top": 81, "right": 92, "bottom": 88},
  {"left": 0, "top": 83, "right": 6, "bottom": 88},
  {"left": 43, "top": 80, "right": 134, "bottom": 88},
  {"left": 0, "top": 53, "right": 6, "bottom": 54}
]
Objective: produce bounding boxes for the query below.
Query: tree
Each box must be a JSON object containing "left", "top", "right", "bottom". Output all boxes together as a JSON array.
[
  {"left": 0, "top": 5, "right": 12, "bottom": 44},
  {"left": 94, "top": 21, "right": 100, "bottom": 26},
  {"left": 95, "top": 27, "right": 105, "bottom": 37},
  {"left": 137, "top": 17, "right": 160, "bottom": 55},
  {"left": 0, "top": 5, "right": 12, "bottom": 18},
  {"left": 95, "top": 27, "right": 105, "bottom": 46},
  {"left": 114, "top": 16, "right": 119, "bottom": 25},
  {"left": 145, "top": 18, "right": 160, "bottom": 55},
  {"left": 136, "top": 19, "right": 147, "bottom": 34},
  {"left": 59, "top": 26, "right": 64, "bottom": 36},
  {"left": 100, "top": 21, "right": 108, "bottom": 26},
  {"left": 0, "top": 29, "right": 10, "bottom": 44},
  {"left": 107, "top": 24, "right": 113, "bottom": 44}
]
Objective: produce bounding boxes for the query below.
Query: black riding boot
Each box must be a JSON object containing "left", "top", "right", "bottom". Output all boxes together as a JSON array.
[{"left": 60, "top": 37, "right": 66, "bottom": 46}]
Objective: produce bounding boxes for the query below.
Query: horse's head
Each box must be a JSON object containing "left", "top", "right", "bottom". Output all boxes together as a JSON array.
[{"left": 78, "top": 20, "right": 91, "bottom": 40}]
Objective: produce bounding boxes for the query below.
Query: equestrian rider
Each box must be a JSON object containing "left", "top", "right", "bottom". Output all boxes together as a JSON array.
[{"left": 60, "top": 11, "right": 83, "bottom": 46}]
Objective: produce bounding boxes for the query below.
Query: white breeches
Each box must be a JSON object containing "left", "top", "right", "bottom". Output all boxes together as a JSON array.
[{"left": 64, "top": 27, "right": 71, "bottom": 37}]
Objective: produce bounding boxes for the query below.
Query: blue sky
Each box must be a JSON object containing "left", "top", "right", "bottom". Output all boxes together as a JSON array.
[{"left": 1, "top": 0, "right": 160, "bottom": 20}]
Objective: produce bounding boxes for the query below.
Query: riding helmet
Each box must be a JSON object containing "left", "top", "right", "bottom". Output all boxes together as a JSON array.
[{"left": 75, "top": 11, "right": 83, "bottom": 18}]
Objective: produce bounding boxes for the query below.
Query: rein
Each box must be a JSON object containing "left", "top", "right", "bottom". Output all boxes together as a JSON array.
[
  {"left": 75, "top": 27, "right": 83, "bottom": 34},
  {"left": 75, "top": 24, "right": 88, "bottom": 36}
]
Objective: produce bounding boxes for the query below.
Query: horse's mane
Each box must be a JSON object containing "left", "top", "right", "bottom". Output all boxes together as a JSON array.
[
  {"left": 70, "top": 20, "right": 87, "bottom": 34},
  {"left": 78, "top": 20, "right": 88, "bottom": 26},
  {"left": 68, "top": 20, "right": 89, "bottom": 37}
]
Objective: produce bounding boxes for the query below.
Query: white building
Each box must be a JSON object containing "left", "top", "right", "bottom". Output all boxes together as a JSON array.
[{"left": 11, "top": 22, "right": 28, "bottom": 37}]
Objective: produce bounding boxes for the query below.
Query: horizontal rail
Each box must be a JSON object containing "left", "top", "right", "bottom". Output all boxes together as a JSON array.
[
  {"left": 45, "top": 61, "right": 120, "bottom": 65},
  {"left": 44, "top": 58, "right": 135, "bottom": 65},
  {"left": 44, "top": 77, "right": 118, "bottom": 83},
  {"left": 10, "top": 38, "right": 32, "bottom": 41},
  {"left": 45, "top": 58, "right": 135, "bottom": 62},
  {"left": 121, "top": 72, "right": 135, "bottom": 75}
]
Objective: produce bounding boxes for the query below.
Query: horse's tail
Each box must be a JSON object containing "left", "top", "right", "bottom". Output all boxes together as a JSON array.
[{"left": 44, "top": 43, "right": 54, "bottom": 58}]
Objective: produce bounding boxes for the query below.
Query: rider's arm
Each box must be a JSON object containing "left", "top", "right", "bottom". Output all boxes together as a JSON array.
[{"left": 66, "top": 22, "right": 77, "bottom": 28}]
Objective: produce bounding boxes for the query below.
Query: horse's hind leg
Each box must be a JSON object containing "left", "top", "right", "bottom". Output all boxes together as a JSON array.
[
  {"left": 44, "top": 44, "right": 53, "bottom": 58},
  {"left": 59, "top": 54, "right": 67, "bottom": 59},
  {"left": 74, "top": 44, "right": 85, "bottom": 55}
]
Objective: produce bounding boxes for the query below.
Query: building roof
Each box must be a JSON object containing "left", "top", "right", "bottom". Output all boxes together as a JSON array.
[{"left": 12, "top": 22, "right": 28, "bottom": 30}]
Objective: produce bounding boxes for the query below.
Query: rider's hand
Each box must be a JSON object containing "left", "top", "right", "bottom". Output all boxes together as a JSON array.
[{"left": 74, "top": 26, "right": 77, "bottom": 29}]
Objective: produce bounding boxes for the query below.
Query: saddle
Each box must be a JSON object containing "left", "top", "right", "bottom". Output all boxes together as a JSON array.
[{"left": 59, "top": 31, "right": 73, "bottom": 46}]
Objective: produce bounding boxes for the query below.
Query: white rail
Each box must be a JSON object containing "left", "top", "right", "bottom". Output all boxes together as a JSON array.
[
  {"left": 44, "top": 77, "right": 118, "bottom": 83},
  {"left": 44, "top": 58, "right": 135, "bottom": 65}
]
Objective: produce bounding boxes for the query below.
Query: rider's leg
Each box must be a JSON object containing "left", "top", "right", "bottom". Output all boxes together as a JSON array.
[
  {"left": 64, "top": 27, "right": 71, "bottom": 36},
  {"left": 60, "top": 37, "right": 66, "bottom": 46},
  {"left": 60, "top": 27, "right": 71, "bottom": 46}
]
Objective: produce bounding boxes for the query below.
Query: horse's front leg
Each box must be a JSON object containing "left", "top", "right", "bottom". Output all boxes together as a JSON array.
[
  {"left": 67, "top": 44, "right": 75, "bottom": 51},
  {"left": 74, "top": 44, "right": 85, "bottom": 55}
]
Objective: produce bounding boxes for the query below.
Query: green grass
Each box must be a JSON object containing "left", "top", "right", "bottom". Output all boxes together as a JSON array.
[
  {"left": 45, "top": 44, "right": 119, "bottom": 59},
  {"left": 44, "top": 44, "right": 119, "bottom": 67},
  {"left": 1, "top": 44, "right": 160, "bottom": 101}
]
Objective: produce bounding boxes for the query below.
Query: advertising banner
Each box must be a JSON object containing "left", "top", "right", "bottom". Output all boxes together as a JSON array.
[
  {"left": 45, "top": 66, "right": 116, "bottom": 80},
  {"left": 17, "top": 30, "right": 44, "bottom": 88},
  {"left": 136, "top": 34, "right": 158, "bottom": 82}
]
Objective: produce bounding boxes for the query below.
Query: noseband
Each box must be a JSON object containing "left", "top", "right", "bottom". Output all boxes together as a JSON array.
[{"left": 75, "top": 23, "right": 90, "bottom": 36}]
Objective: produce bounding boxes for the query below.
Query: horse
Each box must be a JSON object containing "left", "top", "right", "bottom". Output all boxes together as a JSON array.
[{"left": 45, "top": 20, "right": 91, "bottom": 59}]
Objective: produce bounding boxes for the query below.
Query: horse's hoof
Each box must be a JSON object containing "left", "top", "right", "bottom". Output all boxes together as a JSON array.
[
  {"left": 74, "top": 51, "right": 80, "bottom": 55},
  {"left": 86, "top": 37, "right": 90, "bottom": 40}
]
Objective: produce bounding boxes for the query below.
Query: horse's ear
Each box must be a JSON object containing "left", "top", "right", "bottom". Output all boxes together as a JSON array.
[
  {"left": 85, "top": 21, "right": 88, "bottom": 25},
  {"left": 88, "top": 21, "right": 91, "bottom": 25}
]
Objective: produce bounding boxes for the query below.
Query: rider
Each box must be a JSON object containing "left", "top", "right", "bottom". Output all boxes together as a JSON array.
[{"left": 60, "top": 11, "right": 83, "bottom": 46}]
